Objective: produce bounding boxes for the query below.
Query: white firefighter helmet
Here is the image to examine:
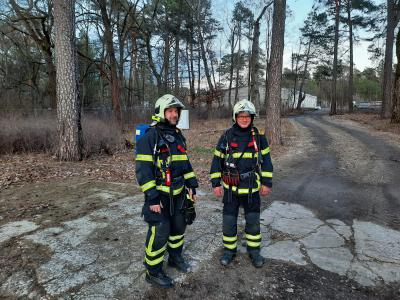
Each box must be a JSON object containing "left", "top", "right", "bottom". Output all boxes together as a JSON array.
[
  {"left": 232, "top": 99, "right": 256, "bottom": 122},
  {"left": 152, "top": 94, "right": 185, "bottom": 123}
]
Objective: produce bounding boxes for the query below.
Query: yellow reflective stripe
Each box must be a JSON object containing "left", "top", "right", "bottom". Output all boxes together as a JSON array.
[
  {"left": 145, "top": 255, "right": 165, "bottom": 266},
  {"left": 146, "top": 244, "right": 167, "bottom": 257},
  {"left": 169, "top": 234, "right": 184, "bottom": 241},
  {"left": 223, "top": 235, "right": 237, "bottom": 242},
  {"left": 136, "top": 154, "right": 153, "bottom": 162},
  {"left": 171, "top": 154, "right": 188, "bottom": 161},
  {"left": 261, "top": 171, "right": 273, "bottom": 178},
  {"left": 214, "top": 149, "right": 225, "bottom": 158},
  {"left": 145, "top": 226, "right": 165, "bottom": 265},
  {"left": 168, "top": 239, "right": 184, "bottom": 248},
  {"left": 156, "top": 185, "right": 184, "bottom": 195},
  {"left": 261, "top": 147, "right": 270, "bottom": 155},
  {"left": 184, "top": 171, "right": 195, "bottom": 180},
  {"left": 141, "top": 180, "right": 156, "bottom": 192},
  {"left": 148, "top": 226, "right": 156, "bottom": 250},
  {"left": 245, "top": 233, "right": 262, "bottom": 240},
  {"left": 222, "top": 180, "right": 260, "bottom": 194},
  {"left": 232, "top": 152, "right": 254, "bottom": 158},
  {"left": 247, "top": 240, "right": 261, "bottom": 247},
  {"left": 210, "top": 172, "right": 222, "bottom": 179},
  {"left": 224, "top": 242, "right": 237, "bottom": 250}
]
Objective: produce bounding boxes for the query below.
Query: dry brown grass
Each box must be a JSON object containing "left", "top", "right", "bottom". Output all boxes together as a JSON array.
[
  {"left": 0, "top": 115, "right": 124, "bottom": 156},
  {"left": 334, "top": 112, "right": 400, "bottom": 135}
]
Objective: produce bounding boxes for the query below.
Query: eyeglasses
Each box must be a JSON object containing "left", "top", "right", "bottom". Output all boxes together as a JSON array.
[{"left": 236, "top": 116, "right": 251, "bottom": 120}]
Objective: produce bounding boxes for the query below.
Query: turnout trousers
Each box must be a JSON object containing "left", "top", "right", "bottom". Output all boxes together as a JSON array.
[
  {"left": 142, "top": 192, "right": 186, "bottom": 273},
  {"left": 222, "top": 191, "right": 262, "bottom": 255}
]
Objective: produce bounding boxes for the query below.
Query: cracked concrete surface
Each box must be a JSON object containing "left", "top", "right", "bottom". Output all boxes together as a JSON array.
[
  {"left": 1, "top": 194, "right": 399, "bottom": 298},
  {"left": 261, "top": 201, "right": 400, "bottom": 287},
  {"left": 0, "top": 190, "right": 222, "bottom": 298}
]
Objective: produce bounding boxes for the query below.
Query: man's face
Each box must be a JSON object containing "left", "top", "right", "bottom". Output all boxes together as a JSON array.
[
  {"left": 164, "top": 107, "right": 179, "bottom": 125},
  {"left": 236, "top": 112, "right": 252, "bottom": 128}
]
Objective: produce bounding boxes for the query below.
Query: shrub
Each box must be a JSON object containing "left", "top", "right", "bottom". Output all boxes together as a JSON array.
[
  {"left": 82, "top": 117, "right": 123, "bottom": 157},
  {"left": 0, "top": 114, "right": 124, "bottom": 156}
]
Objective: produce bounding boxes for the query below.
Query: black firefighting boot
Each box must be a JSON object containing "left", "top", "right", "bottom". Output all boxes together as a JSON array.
[
  {"left": 249, "top": 251, "right": 265, "bottom": 268},
  {"left": 168, "top": 253, "right": 190, "bottom": 273},
  {"left": 145, "top": 269, "right": 174, "bottom": 288},
  {"left": 219, "top": 251, "right": 236, "bottom": 266}
]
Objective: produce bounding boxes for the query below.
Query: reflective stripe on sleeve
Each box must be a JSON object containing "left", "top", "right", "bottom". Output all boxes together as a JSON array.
[
  {"left": 210, "top": 172, "right": 222, "bottom": 179},
  {"left": 184, "top": 171, "right": 196, "bottom": 180},
  {"left": 140, "top": 180, "right": 156, "bottom": 192},
  {"left": 261, "top": 171, "right": 273, "bottom": 178},
  {"left": 136, "top": 154, "right": 153, "bottom": 162},
  {"left": 214, "top": 149, "right": 225, "bottom": 158},
  {"left": 261, "top": 147, "right": 270, "bottom": 155},
  {"left": 171, "top": 154, "right": 188, "bottom": 161}
]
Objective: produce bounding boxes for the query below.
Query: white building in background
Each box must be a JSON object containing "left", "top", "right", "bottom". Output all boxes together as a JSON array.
[
  {"left": 281, "top": 88, "right": 318, "bottom": 109},
  {"left": 221, "top": 86, "right": 318, "bottom": 109}
]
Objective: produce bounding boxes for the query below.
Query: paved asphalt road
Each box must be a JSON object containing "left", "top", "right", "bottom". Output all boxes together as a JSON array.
[{"left": 270, "top": 113, "right": 400, "bottom": 230}]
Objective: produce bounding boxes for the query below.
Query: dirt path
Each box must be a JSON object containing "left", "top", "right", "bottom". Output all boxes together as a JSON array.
[{"left": 1, "top": 113, "right": 400, "bottom": 299}]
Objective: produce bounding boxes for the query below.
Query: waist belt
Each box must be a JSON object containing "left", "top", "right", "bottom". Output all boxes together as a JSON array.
[{"left": 239, "top": 171, "right": 257, "bottom": 181}]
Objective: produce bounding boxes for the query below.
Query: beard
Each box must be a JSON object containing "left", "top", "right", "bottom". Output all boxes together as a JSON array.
[{"left": 167, "top": 117, "right": 178, "bottom": 125}]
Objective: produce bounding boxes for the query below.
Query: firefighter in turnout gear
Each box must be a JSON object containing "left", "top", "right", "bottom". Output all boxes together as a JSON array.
[
  {"left": 210, "top": 99, "right": 273, "bottom": 268},
  {"left": 135, "top": 94, "right": 198, "bottom": 288}
]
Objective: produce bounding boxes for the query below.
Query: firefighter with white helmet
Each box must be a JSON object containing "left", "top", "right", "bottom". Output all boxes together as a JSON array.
[
  {"left": 210, "top": 99, "right": 273, "bottom": 268},
  {"left": 135, "top": 94, "right": 198, "bottom": 288}
]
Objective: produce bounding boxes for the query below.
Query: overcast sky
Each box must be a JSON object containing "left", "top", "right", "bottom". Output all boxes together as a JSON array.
[{"left": 212, "top": 0, "right": 375, "bottom": 72}]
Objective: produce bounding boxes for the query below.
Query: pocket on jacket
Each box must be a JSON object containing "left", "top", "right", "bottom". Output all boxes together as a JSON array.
[{"left": 142, "top": 203, "right": 163, "bottom": 225}]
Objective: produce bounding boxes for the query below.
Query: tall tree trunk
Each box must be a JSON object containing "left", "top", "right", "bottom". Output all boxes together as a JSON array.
[
  {"left": 174, "top": 36, "right": 180, "bottom": 95},
  {"left": 45, "top": 54, "right": 57, "bottom": 109},
  {"left": 209, "top": 47, "right": 217, "bottom": 91},
  {"left": 128, "top": 30, "right": 138, "bottom": 108},
  {"left": 292, "top": 47, "right": 300, "bottom": 109},
  {"left": 382, "top": 0, "right": 399, "bottom": 118},
  {"left": 197, "top": 47, "right": 201, "bottom": 95},
  {"left": 185, "top": 43, "right": 194, "bottom": 106},
  {"left": 54, "top": 0, "right": 82, "bottom": 161},
  {"left": 235, "top": 25, "right": 241, "bottom": 102},
  {"left": 250, "top": 5, "right": 269, "bottom": 112},
  {"left": 347, "top": 0, "right": 354, "bottom": 113},
  {"left": 98, "top": 0, "right": 121, "bottom": 125},
  {"left": 198, "top": 30, "right": 214, "bottom": 92},
  {"left": 128, "top": 30, "right": 139, "bottom": 123},
  {"left": 266, "top": 0, "right": 286, "bottom": 145},
  {"left": 228, "top": 30, "right": 236, "bottom": 110},
  {"left": 392, "top": 27, "right": 400, "bottom": 123},
  {"left": 145, "top": 34, "right": 163, "bottom": 95},
  {"left": 163, "top": 32, "right": 170, "bottom": 93},
  {"left": 117, "top": 11, "right": 126, "bottom": 111},
  {"left": 330, "top": 0, "right": 340, "bottom": 115},
  {"left": 189, "top": 35, "right": 196, "bottom": 102},
  {"left": 297, "top": 38, "right": 311, "bottom": 110},
  {"left": 264, "top": 9, "right": 271, "bottom": 110}
]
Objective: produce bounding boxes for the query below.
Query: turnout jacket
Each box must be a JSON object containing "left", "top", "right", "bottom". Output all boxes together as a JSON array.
[
  {"left": 135, "top": 122, "right": 198, "bottom": 206},
  {"left": 210, "top": 124, "right": 273, "bottom": 194}
]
